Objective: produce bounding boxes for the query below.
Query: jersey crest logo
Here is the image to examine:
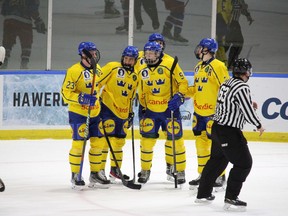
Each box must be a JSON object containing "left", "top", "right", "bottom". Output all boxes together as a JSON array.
[
  {"left": 157, "top": 68, "right": 163, "bottom": 74},
  {"left": 132, "top": 74, "right": 137, "bottom": 81},
  {"left": 146, "top": 80, "right": 153, "bottom": 86},
  {"left": 117, "top": 80, "right": 126, "bottom": 87},
  {"left": 152, "top": 88, "right": 160, "bottom": 94},
  {"left": 117, "top": 68, "right": 125, "bottom": 78},
  {"left": 122, "top": 90, "right": 128, "bottom": 97},
  {"left": 201, "top": 77, "right": 208, "bottom": 83},
  {"left": 156, "top": 79, "right": 165, "bottom": 85}
]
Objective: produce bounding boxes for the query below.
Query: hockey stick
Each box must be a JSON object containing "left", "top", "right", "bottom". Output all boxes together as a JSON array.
[
  {"left": 169, "top": 56, "right": 179, "bottom": 188},
  {"left": 78, "top": 49, "right": 100, "bottom": 182},
  {"left": 130, "top": 98, "right": 136, "bottom": 183},
  {"left": 102, "top": 123, "right": 142, "bottom": 190}
]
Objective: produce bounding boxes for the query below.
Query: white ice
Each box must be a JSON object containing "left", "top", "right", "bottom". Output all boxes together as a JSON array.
[{"left": 0, "top": 139, "right": 287, "bottom": 216}]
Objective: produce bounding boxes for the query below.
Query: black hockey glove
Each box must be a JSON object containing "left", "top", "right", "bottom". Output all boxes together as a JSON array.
[{"left": 34, "top": 17, "right": 47, "bottom": 34}]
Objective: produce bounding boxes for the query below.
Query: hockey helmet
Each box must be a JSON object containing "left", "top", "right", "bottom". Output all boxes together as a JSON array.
[
  {"left": 232, "top": 58, "right": 252, "bottom": 76},
  {"left": 78, "top": 42, "right": 97, "bottom": 55}
]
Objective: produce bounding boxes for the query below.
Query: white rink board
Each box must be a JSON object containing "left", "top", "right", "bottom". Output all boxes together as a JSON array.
[{"left": 0, "top": 72, "right": 287, "bottom": 132}]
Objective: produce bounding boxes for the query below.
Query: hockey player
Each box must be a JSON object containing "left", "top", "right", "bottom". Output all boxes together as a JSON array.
[
  {"left": 103, "top": 0, "right": 121, "bottom": 19},
  {"left": 187, "top": 38, "right": 229, "bottom": 190},
  {"left": 136, "top": 33, "right": 187, "bottom": 183},
  {"left": 137, "top": 41, "right": 188, "bottom": 184},
  {"left": 162, "top": 0, "right": 189, "bottom": 45},
  {"left": 97, "top": 46, "right": 139, "bottom": 183},
  {"left": 195, "top": 58, "right": 264, "bottom": 211},
  {"left": 61, "top": 42, "right": 110, "bottom": 190},
  {"left": 216, "top": 0, "right": 254, "bottom": 69},
  {"left": 1, "top": 0, "right": 46, "bottom": 69},
  {"left": 0, "top": 46, "right": 6, "bottom": 192}
]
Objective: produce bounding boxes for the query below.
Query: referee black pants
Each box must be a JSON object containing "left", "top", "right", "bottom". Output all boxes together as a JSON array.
[{"left": 197, "top": 123, "right": 253, "bottom": 200}]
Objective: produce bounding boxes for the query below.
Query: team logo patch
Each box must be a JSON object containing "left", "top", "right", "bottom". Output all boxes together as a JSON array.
[
  {"left": 167, "top": 120, "right": 181, "bottom": 135},
  {"left": 206, "top": 119, "right": 214, "bottom": 136},
  {"left": 132, "top": 74, "right": 137, "bottom": 81},
  {"left": 140, "top": 118, "right": 154, "bottom": 133},
  {"left": 141, "top": 69, "right": 149, "bottom": 79},
  {"left": 117, "top": 68, "right": 125, "bottom": 78},
  {"left": 157, "top": 68, "right": 163, "bottom": 74},
  {"left": 103, "top": 119, "right": 115, "bottom": 134},
  {"left": 78, "top": 123, "right": 87, "bottom": 138},
  {"left": 83, "top": 70, "right": 92, "bottom": 83}
]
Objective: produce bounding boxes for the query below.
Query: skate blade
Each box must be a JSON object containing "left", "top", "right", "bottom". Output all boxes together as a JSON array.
[
  {"left": 88, "top": 182, "right": 110, "bottom": 189},
  {"left": 71, "top": 185, "right": 85, "bottom": 191},
  {"left": 194, "top": 198, "right": 214, "bottom": 205},
  {"left": 167, "top": 175, "right": 174, "bottom": 182},
  {"left": 214, "top": 185, "right": 226, "bottom": 193},
  {"left": 223, "top": 203, "right": 246, "bottom": 212}
]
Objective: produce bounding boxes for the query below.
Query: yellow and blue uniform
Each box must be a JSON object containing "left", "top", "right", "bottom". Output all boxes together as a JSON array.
[
  {"left": 61, "top": 61, "right": 104, "bottom": 174},
  {"left": 188, "top": 58, "right": 229, "bottom": 174},
  {"left": 139, "top": 56, "right": 188, "bottom": 173},
  {"left": 98, "top": 61, "right": 139, "bottom": 170}
]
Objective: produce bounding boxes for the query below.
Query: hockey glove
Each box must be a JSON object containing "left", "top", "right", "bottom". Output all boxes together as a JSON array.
[
  {"left": 78, "top": 93, "right": 97, "bottom": 106},
  {"left": 127, "top": 112, "right": 134, "bottom": 129},
  {"left": 34, "top": 17, "right": 46, "bottom": 34},
  {"left": 168, "top": 92, "right": 185, "bottom": 111}
]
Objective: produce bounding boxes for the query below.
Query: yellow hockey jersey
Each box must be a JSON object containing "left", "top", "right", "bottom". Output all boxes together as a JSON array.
[
  {"left": 136, "top": 51, "right": 182, "bottom": 108},
  {"left": 98, "top": 62, "right": 139, "bottom": 119},
  {"left": 188, "top": 58, "right": 229, "bottom": 116},
  {"left": 61, "top": 62, "right": 101, "bottom": 117},
  {"left": 139, "top": 57, "right": 188, "bottom": 113}
]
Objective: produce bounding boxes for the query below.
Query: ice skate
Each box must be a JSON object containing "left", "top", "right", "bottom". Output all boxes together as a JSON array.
[
  {"left": 71, "top": 173, "right": 85, "bottom": 190},
  {"left": 137, "top": 170, "right": 151, "bottom": 184},
  {"left": 0, "top": 178, "right": 5, "bottom": 192},
  {"left": 103, "top": 2, "right": 120, "bottom": 19},
  {"left": 115, "top": 24, "right": 128, "bottom": 34},
  {"left": 89, "top": 171, "right": 110, "bottom": 189},
  {"left": 109, "top": 167, "right": 130, "bottom": 184},
  {"left": 223, "top": 198, "right": 247, "bottom": 212},
  {"left": 189, "top": 174, "right": 201, "bottom": 190},
  {"left": 173, "top": 34, "right": 189, "bottom": 46},
  {"left": 195, "top": 194, "right": 215, "bottom": 204},
  {"left": 166, "top": 164, "right": 186, "bottom": 184},
  {"left": 213, "top": 174, "right": 226, "bottom": 192}
]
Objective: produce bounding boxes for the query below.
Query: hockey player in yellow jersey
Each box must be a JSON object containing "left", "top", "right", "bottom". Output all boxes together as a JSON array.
[
  {"left": 187, "top": 38, "right": 229, "bottom": 190},
  {"left": 137, "top": 41, "right": 188, "bottom": 184},
  {"left": 61, "top": 42, "right": 110, "bottom": 190},
  {"left": 136, "top": 33, "right": 185, "bottom": 183},
  {"left": 97, "top": 46, "right": 139, "bottom": 183}
]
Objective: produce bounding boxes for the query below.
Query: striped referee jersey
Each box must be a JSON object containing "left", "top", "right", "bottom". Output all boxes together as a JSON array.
[{"left": 213, "top": 77, "right": 262, "bottom": 129}]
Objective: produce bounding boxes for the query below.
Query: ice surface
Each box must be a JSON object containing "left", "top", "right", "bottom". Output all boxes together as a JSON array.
[{"left": 0, "top": 139, "right": 287, "bottom": 216}]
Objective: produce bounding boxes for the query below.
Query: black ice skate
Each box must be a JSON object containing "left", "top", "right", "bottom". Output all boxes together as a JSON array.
[
  {"left": 213, "top": 174, "right": 226, "bottom": 192},
  {"left": 89, "top": 171, "right": 110, "bottom": 189},
  {"left": 71, "top": 173, "right": 85, "bottom": 190},
  {"left": 104, "top": 6, "right": 120, "bottom": 19},
  {"left": 109, "top": 167, "right": 130, "bottom": 183},
  {"left": 166, "top": 164, "right": 186, "bottom": 184},
  {"left": 115, "top": 24, "right": 128, "bottom": 34},
  {"left": 173, "top": 34, "right": 189, "bottom": 46},
  {"left": 137, "top": 170, "right": 151, "bottom": 184},
  {"left": 224, "top": 198, "right": 247, "bottom": 212},
  {"left": 0, "top": 178, "right": 5, "bottom": 192},
  {"left": 195, "top": 194, "right": 215, "bottom": 204}
]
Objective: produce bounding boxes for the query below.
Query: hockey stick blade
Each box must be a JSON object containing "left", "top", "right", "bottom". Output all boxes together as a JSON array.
[{"left": 123, "top": 179, "right": 142, "bottom": 190}]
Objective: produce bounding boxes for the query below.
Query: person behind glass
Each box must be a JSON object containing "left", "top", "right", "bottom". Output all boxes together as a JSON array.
[
  {"left": 134, "top": 0, "right": 160, "bottom": 31},
  {"left": 135, "top": 33, "right": 186, "bottom": 183},
  {"left": 187, "top": 38, "right": 229, "bottom": 191},
  {"left": 0, "top": 46, "right": 6, "bottom": 192},
  {"left": 96, "top": 46, "right": 139, "bottom": 183},
  {"left": 61, "top": 42, "right": 110, "bottom": 190},
  {"left": 216, "top": 0, "right": 254, "bottom": 69},
  {"left": 0, "top": 0, "right": 46, "bottom": 69},
  {"left": 195, "top": 58, "right": 265, "bottom": 211},
  {"left": 115, "top": 0, "right": 129, "bottom": 34},
  {"left": 161, "top": 0, "right": 189, "bottom": 45},
  {"left": 137, "top": 41, "right": 188, "bottom": 184},
  {"left": 103, "top": 0, "right": 121, "bottom": 19}
]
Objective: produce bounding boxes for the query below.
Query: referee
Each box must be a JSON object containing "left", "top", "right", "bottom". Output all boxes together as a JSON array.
[{"left": 195, "top": 58, "right": 265, "bottom": 211}]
